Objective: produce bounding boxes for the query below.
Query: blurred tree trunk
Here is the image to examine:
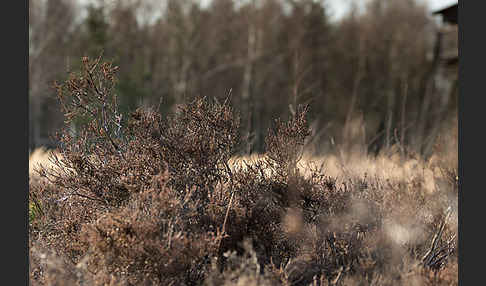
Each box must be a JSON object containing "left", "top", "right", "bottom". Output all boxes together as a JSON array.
[
  {"left": 242, "top": 0, "right": 258, "bottom": 153},
  {"left": 400, "top": 72, "right": 409, "bottom": 155},
  {"left": 165, "top": 0, "right": 199, "bottom": 106},
  {"left": 29, "top": 0, "right": 75, "bottom": 149},
  {"left": 414, "top": 31, "right": 442, "bottom": 154},
  {"left": 343, "top": 30, "right": 365, "bottom": 154},
  {"left": 385, "top": 38, "right": 399, "bottom": 150}
]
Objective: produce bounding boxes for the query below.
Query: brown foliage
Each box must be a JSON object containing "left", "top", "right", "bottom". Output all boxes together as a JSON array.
[{"left": 29, "top": 56, "right": 457, "bottom": 286}]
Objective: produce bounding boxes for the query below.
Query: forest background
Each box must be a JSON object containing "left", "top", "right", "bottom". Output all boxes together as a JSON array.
[{"left": 29, "top": 0, "right": 458, "bottom": 158}]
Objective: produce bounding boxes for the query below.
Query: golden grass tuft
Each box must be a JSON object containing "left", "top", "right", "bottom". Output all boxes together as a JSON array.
[{"left": 29, "top": 147, "right": 61, "bottom": 179}]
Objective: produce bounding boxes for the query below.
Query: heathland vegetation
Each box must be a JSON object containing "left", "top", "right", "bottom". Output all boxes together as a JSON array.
[
  {"left": 29, "top": 0, "right": 458, "bottom": 284},
  {"left": 29, "top": 55, "right": 457, "bottom": 285}
]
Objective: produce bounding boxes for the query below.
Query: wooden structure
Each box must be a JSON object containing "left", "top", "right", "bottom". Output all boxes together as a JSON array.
[
  {"left": 433, "top": 3, "right": 458, "bottom": 25},
  {"left": 431, "top": 3, "right": 458, "bottom": 106},
  {"left": 433, "top": 3, "right": 458, "bottom": 67}
]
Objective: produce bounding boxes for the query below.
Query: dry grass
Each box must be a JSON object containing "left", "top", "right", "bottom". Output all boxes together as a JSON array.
[{"left": 29, "top": 147, "right": 60, "bottom": 178}]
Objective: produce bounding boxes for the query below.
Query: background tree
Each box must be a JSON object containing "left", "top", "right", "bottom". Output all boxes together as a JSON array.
[{"left": 29, "top": 0, "right": 78, "bottom": 150}]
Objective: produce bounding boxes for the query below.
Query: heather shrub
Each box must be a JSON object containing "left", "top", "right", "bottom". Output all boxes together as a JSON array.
[
  {"left": 29, "top": 55, "right": 238, "bottom": 285},
  {"left": 265, "top": 104, "right": 311, "bottom": 177},
  {"left": 29, "top": 55, "right": 457, "bottom": 285},
  {"left": 78, "top": 171, "right": 223, "bottom": 285},
  {"left": 43, "top": 55, "right": 145, "bottom": 206},
  {"left": 158, "top": 95, "right": 240, "bottom": 203},
  {"left": 205, "top": 239, "right": 282, "bottom": 286}
]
